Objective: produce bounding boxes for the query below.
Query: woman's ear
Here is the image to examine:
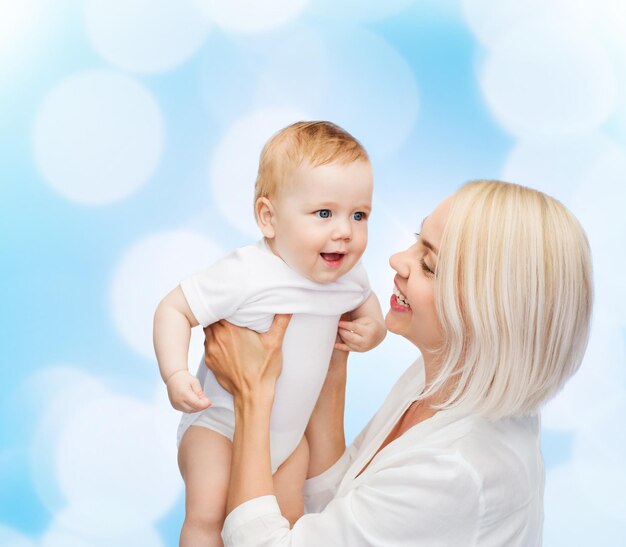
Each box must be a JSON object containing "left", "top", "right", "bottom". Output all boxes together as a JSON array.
[{"left": 255, "top": 197, "right": 276, "bottom": 239}]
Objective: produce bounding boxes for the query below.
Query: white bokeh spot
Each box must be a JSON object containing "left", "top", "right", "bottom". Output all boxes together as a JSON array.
[
  {"left": 542, "top": 314, "right": 626, "bottom": 431},
  {"left": 590, "top": 0, "right": 626, "bottom": 56},
  {"left": 42, "top": 508, "right": 165, "bottom": 547},
  {"left": 34, "top": 69, "right": 164, "bottom": 205},
  {"left": 544, "top": 463, "right": 626, "bottom": 544},
  {"left": 27, "top": 367, "right": 110, "bottom": 513},
  {"left": 0, "top": 525, "right": 37, "bottom": 547},
  {"left": 110, "top": 230, "right": 223, "bottom": 359},
  {"left": 56, "top": 394, "right": 181, "bottom": 523},
  {"left": 480, "top": 20, "right": 616, "bottom": 139},
  {"left": 200, "top": 27, "right": 330, "bottom": 125},
  {"left": 312, "top": 0, "right": 419, "bottom": 22},
  {"left": 501, "top": 133, "right": 623, "bottom": 205},
  {"left": 570, "top": 144, "right": 626, "bottom": 327},
  {"left": 462, "top": 0, "right": 593, "bottom": 48},
  {"left": 193, "top": 0, "right": 309, "bottom": 33},
  {"left": 314, "top": 26, "right": 419, "bottom": 161},
  {"left": 569, "top": 145, "right": 626, "bottom": 248},
  {"left": 209, "top": 107, "right": 310, "bottom": 238},
  {"left": 0, "top": 0, "right": 40, "bottom": 60},
  {"left": 254, "top": 27, "right": 332, "bottom": 117},
  {"left": 571, "top": 396, "right": 626, "bottom": 521},
  {"left": 84, "top": 0, "right": 210, "bottom": 73},
  {"left": 201, "top": 27, "right": 418, "bottom": 161},
  {"left": 25, "top": 367, "right": 181, "bottom": 541}
]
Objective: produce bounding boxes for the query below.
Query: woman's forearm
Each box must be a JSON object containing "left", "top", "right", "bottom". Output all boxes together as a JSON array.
[
  {"left": 305, "top": 351, "right": 348, "bottom": 478},
  {"left": 228, "top": 388, "right": 276, "bottom": 513}
]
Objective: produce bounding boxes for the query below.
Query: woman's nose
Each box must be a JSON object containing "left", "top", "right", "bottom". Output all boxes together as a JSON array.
[{"left": 389, "top": 250, "right": 409, "bottom": 277}]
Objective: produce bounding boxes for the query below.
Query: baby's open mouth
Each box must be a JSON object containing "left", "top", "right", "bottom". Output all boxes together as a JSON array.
[{"left": 320, "top": 252, "right": 345, "bottom": 262}]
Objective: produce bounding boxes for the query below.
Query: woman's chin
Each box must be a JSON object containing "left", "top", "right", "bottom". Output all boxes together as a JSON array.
[
  {"left": 384, "top": 312, "right": 403, "bottom": 335},
  {"left": 385, "top": 313, "right": 421, "bottom": 349}
]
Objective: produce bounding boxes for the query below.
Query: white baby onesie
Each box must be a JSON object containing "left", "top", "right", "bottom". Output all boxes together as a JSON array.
[{"left": 178, "top": 239, "right": 371, "bottom": 472}]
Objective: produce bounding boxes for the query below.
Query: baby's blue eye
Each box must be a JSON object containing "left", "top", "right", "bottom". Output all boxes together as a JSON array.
[
  {"left": 316, "top": 209, "right": 331, "bottom": 218},
  {"left": 353, "top": 211, "right": 366, "bottom": 221}
]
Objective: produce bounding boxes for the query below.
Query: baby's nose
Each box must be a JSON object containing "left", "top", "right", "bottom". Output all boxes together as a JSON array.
[{"left": 332, "top": 219, "right": 352, "bottom": 240}]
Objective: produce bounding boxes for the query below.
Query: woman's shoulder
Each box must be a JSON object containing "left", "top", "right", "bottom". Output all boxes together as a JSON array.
[
  {"left": 416, "top": 412, "right": 541, "bottom": 478},
  {"left": 452, "top": 413, "right": 542, "bottom": 475},
  {"left": 372, "top": 413, "right": 543, "bottom": 526},
  {"left": 436, "top": 413, "right": 544, "bottom": 516},
  {"left": 373, "top": 411, "right": 542, "bottom": 497}
]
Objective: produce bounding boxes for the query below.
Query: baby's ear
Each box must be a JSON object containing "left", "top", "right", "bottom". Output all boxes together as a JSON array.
[{"left": 255, "top": 197, "right": 276, "bottom": 238}]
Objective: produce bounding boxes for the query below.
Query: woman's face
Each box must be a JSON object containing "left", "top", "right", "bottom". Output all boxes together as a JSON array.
[{"left": 385, "top": 196, "right": 452, "bottom": 354}]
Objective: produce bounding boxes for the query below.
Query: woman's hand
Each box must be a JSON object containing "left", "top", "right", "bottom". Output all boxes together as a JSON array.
[
  {"left": 203, "top": 314, "right": 291, "bottom": 514},
  {"left": 203, "top": 314, "right": 292, "bottom": 400}
]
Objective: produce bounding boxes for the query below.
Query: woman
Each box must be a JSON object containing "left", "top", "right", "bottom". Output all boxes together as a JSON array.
[{"left": 204, "top": 180, "right": 593, "bottom": 546}]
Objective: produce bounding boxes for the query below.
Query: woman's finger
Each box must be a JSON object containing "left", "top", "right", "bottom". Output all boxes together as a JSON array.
[
  {"left": 334, "top": 342, "right": 351, "bottom": 352},
  {"left": 203, "top": 324, "right": 215, "bottom": 360},
  {"left": 338, "top": 326, "right": 362, "bottom": 339},
  {"left": 338, "top": 320, "right": 362, "bottom": 335},
  {"left": 267, "top": 313, "right": 292, "bottom": 346}
]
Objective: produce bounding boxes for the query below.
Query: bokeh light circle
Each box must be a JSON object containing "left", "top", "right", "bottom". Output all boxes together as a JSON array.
[
  {"left": 42, "top": 507, "right": 165, "bottom": 547},
  {"left": 192, "top": 0, "right": 309, "bottom": 33},
  {"left": 209, "top": 107, "right": 310, "bottom": 238},
  {"left": 501, "top": 133, "right": 623, "bottom": 205},
  {"left": 199, "top": 27, "right": 329, "bottom": 125},
  {"left": 544, "top": 464, "right": 626, "bottom": 545},
  {"left": 462, "top": 0, "right": 593, "bottom": 48},
  {"left": 0, "top": 0, "right": 39, "bottom": 60},
  {"left": 542, "top": 315, "right": 626, "bottom": 431},
  {"left": 34, "top": 70, "right": 164, "bottom": 205},
  {"left": 56, "top": 394, "right": 181, "bottom": 522},
  {"left": 572, "top": 396, "right": 626, "bottom": 521},
  {"left": 480, "top": 20, "right": 616, "bottom": 139},
  {"left": 110, "top": 230, "right": 223, "bottom": 359},
  {"left": 0, "top": 525, "right": 37, "bottom": 547},
  {"left": 201, "top": 26, "right": 419, "bottom": 162},
  {"left": 315, "top": 26, "right": 419, "bottom": 161},
  {"left": 312, "top": 0, "right": 419, "bottom": 22},
  {"left": 570, "top": 145, "right": 626, "bottom": 327},
  {"left": 28, "top": 367, "right": 110, "bottom": 513},
  {"left": 84, "top": 0, "right": 210, "bottom": 73}
]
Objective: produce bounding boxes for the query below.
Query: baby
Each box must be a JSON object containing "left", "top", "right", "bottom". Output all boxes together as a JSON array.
[{"left": 153, "top": 121, "right": 386, "bottom": 546}]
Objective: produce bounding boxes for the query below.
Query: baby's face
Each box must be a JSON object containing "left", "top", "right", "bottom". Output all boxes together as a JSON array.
[{"left": 267, "top": 160, "right": 373, "bottom": 284}]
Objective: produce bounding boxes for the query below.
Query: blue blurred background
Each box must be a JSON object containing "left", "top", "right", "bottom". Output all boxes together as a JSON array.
[{"left": 1, "top": 0, "right": 626, "bottom": 545}]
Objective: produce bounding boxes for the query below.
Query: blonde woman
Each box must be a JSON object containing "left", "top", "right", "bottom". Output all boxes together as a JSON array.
[{"left": 203, "top": 180, "right": 593, "bottom": 546}]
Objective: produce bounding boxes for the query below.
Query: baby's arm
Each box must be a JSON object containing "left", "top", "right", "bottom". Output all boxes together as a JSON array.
[
  {"left": 153, "top": 286, "right": 211, "bottom": 413},
  {"left": 335, "top": 292, "right": 386, "bottom": 352}
]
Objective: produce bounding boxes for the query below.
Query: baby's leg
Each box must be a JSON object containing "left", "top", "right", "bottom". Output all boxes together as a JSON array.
[
  {"left": 178, "top": 425, "right": 232, "bottom": 547},
  {"left": 272, "top": 435, "right": 310, "bottom": 528}
]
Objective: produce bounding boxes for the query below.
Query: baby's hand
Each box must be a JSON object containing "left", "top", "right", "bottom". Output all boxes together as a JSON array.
[
  {"left": 335, "top": 316, "right": 386, "bottom": 353},
  {"left": 166, "top": 370, "right": 211, "bottom": 413}
]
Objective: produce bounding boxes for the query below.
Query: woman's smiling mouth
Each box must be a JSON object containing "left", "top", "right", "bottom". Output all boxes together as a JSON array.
[{"left": 391, "top": 284, "right": 411, "bottom": 311}]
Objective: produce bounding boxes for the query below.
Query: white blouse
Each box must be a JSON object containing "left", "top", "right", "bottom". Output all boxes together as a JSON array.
[{"left": 222, "top": 358, "right": 545, "bottom": 546}]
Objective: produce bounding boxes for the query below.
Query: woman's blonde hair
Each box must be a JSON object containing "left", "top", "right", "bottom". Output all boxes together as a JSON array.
[
  {"left": 254, "top": 121, "right": 369, "bottom": 214},
  {"left": 425, "top": 180, "right": 593, "bottom": 419}
]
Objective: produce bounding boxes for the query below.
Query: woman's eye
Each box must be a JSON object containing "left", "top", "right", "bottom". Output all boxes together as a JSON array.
[
  {"left": 353, "top": 211, "right": 367, "bottom": 221},
  {"left": 420, "top": 258, "right": 434, "bottom": 276},
  {"left": 315, "top": 209, "right": 331, "bottom": 218}
]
